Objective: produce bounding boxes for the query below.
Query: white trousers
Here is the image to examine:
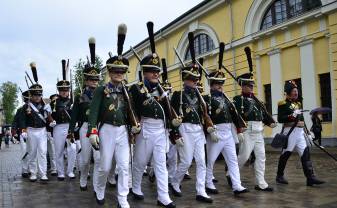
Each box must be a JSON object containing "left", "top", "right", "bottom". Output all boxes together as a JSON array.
[
  {"left": 53, "top": 124, "right": 76, "bottom": 176},
  {"left": 172, "top": 123, "right": 208, "bottom": 197},
  {"left": 238, "top": 121, "right": 268, "bottom": 189},
  {"left": 96, "top": 124, "right": 129, "bottom": 207},
  {"left": 206, "top": 123, "right": 244, "bottom": 191},
  {"left": 27, "top": 127, "right": 48, "bottom": 176},
  {"left": 167, "top": 142, "right": 177, "bottom": 183},
  {"left": 20, "top": 135, "right": 29, "bottom": 173},
  {"left": 282, "top": 127, "right": 307, "bottom": 156},
  {"left": 132, "top": 118, "right": 172, "bottom": 205},
  {"left": 47, "top": 132, "right": 57, "bottom": 171},
  {"left": 79, "top": 122, "right": 100, "bottom": 190}
]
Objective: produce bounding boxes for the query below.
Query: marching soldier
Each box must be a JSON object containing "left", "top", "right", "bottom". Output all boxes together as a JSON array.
[
  {"left": 130, "top": 22, "right": 176, "bottom": 208},
  {"left": 87, "top": 24, "right": 139, "bottom": 207},
  {"left": 233, "top": 72, "right": 275, "bottom": 192},
  {"left": 50, "top": 60, "right": 76, "bottom": 180},
  {"left": 46, "top": 94, "right": 58, "bottom": 176},
  {"left": 203, "top": 44, "right": 249, "bottom": 195},
  {"left": 13, "top": 90, "right": 30, "bottom": 178},
  {"left": 276, "top": 81, "right": 325, "bottom": 186},
  {"left": 169, "top": 32, "right": 214, "bottom": 203},
  {"left": 18, "top": 63, "right": 50, "bottom": 182},
  {"left": 68, "top": 37, "right": 100, "bottom": 191}
]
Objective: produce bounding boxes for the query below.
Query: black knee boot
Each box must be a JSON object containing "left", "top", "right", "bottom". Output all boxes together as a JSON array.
[
  {"left": 301, "top": 147, "right": 325, "bottom": 186},
  {"left": 276, "top": 151, "right": 292, "bottom": 184}
]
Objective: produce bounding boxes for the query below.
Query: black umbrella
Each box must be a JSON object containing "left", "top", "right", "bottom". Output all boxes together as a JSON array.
[{"left": 310, "top": 107, "right": 331, "bottom": 115}]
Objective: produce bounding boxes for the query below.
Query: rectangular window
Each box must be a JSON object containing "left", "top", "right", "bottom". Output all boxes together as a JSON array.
[
  {"left": 264, "top": 84, "right": 272, "bottom": 114},
  {"left": 319, "top": 73, "right": 332, "bottom": 122}
]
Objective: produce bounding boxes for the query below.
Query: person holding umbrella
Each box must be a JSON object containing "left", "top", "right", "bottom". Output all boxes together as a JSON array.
[{"left": 311, "top": 112, "right": 322, "bottom": 146}]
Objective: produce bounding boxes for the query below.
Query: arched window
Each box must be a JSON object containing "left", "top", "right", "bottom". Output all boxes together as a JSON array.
[
  {"left": 184, "top": 33, "right": 215, "bottom": 60},
  {"left": 260, "top": 0, "right": 322, "bottom": 30}
]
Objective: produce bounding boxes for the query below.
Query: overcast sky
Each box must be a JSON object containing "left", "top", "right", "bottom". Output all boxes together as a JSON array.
[{"left": 0, "top": 0, "right": 202, "bottom": 96}]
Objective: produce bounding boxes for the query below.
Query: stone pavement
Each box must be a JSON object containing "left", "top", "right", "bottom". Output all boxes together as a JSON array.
[{"left": 1, "top": 143, "right": 337, "bottom": 208}]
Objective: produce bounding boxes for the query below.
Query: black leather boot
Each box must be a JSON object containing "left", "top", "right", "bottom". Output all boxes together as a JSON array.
[
  {"left": 301, "top": 147, "right": 325, "bottom": 186},
  {"left": 276, "top": 151, "right": 292, "bottom": 184}
]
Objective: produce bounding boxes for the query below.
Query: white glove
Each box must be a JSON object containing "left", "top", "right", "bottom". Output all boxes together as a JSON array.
[
  {"left": 209, "top": 132, "right": 219, "bottom": 143},
  {"left": 175, "top": 137, "right": 184, "bottom": 147},
  {"left": 238, "top": 133, "right": 245, "bottom": 143},
  {"left": 21, "top": 132, "right": 28, "bottom": 139},
  {"left": 89, "top": 134, "right": 100, "bottom": 150},
  {"left": 131, "top": 125, "right": 141, "bottom": 134},
  {"left": 49, "top": 120, "right": 57, "bottom": 128},
  {"left": 292, "top": 109, "right": 302, "bottom": 117},
  {"left": 269, "top": 123, "right": 277, "bottom": 128},
  {"left": 207, "top": 126, "right": 217, "bottom": 134}
]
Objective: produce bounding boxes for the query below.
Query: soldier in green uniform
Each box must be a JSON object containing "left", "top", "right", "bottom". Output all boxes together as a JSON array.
[
  {"left": 203, "top": 56, "right": 249, "bottom": 195},
  {"left": 276, "top": 80, "right": 325, "bottom": 186},
  {"left": 50, "top": 60, "right": 76, "bottom": 180},
  {"left": 169, "top": 32, "right": 214, "bottom": 204},
  {"left": 87, "top": 24, "right": 139, "bottom": 208},
  {"left": 18, "top": 62, "right": 50, "bottom": 182},
  {"left": 130, "top": 22, "right": 176, "bottom": 208},
  {"left": 233, "top": 72, "right": 276, "bottom": 192},
  {"left": 13, "top": 90, "right": 30, "bottom": 178},
  {"left": 68, "top": 37, "right": 100, "bottom": 191}
]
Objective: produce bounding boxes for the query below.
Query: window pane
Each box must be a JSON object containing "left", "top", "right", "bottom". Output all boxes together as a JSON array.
[
  {"left": 184, "top": 33, "right": 215, "bottom": 60},
  {"left": 260, "top": 0, "right": 321, "bottom": 30}
]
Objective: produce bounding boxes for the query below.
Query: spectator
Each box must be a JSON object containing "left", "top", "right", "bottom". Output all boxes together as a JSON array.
[{"left": 311, "top": 112, "right": 322, "bottom": 146}]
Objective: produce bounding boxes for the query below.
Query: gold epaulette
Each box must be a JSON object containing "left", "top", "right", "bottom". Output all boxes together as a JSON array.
[{"left": 278, "top": 100, "right": 287, "bottom": 106}]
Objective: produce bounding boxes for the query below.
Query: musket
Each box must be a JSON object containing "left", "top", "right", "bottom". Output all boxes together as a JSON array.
[
  {"left": 121, "top": 81, "right": 140, "bottom": 144},
  {"left": 131, "top": 47, "right": 142, "bottom": 62},
  {"left": 220, "top": 47, "right": 275, "bottom": 126},
  {"left": 25, "top": 71, "right": 34, "bottom": 84},
  {"left": 174, "top": 34, "right": 215, "bottom": 133},
  {"left": 159, "top": 58, "right": 182, "bottom": 127},
  {"left": 24, "top": 76, "right": 30, "bottom": 88},
  {"left": 195, "top": 46, "right": 247, "bottom": 129},
  {"left": 130, "top": 47, "right": 143, "bottom": 83}
]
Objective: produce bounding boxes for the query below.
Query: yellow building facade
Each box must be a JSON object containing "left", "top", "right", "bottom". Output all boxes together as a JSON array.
[{"left": 121, "top": 0, "right": 337, "bottom": 143}]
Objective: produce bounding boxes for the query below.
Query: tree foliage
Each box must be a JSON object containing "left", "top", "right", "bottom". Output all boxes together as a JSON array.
[
  {"left": 72, "top": 56, "right": 104, "bottom": 96},
  {"left": 0, "top": 81, "right": 19, "bottom": 125}
]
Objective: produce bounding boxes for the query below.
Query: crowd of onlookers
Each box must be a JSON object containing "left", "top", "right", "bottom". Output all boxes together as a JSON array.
[{"left": 0, "top": 126, "right": 18, "bottom": 149}]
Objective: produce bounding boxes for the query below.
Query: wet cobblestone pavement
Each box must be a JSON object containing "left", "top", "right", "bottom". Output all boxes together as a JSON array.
[{"left": 1, "top": 144, "right": 337, "bottom": 208}]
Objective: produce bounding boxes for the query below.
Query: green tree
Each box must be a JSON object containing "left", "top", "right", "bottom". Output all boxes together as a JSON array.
[
  {"left": 72, "top": 56, "right": 104, "bottom": 96},
  {"left": 0, "top": 81, "right": 19, "bottom": 124}
]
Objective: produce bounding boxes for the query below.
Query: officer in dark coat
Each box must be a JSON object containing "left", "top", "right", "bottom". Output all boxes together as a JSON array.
[{"left": 276, "top": 80, "right": 325, "bottom": 186}]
